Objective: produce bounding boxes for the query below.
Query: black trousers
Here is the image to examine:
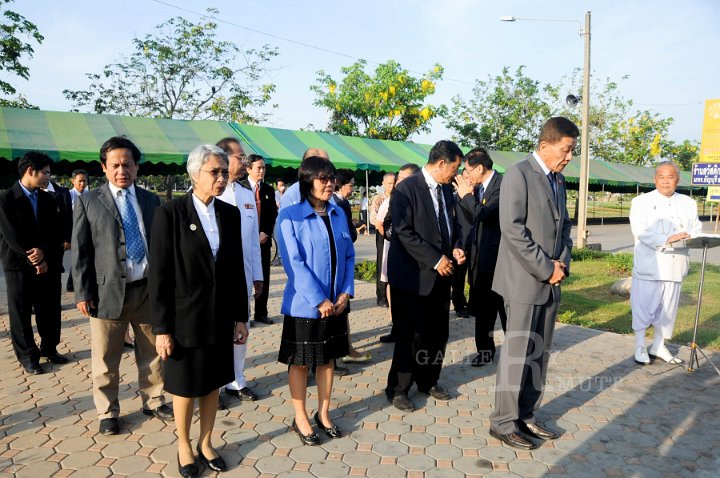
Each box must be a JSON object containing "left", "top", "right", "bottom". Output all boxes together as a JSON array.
[
  {"left": 5, "top": 269, "right": 61, "bottom": 366},
  {"left": 451, "top": 260, "right": 469, "bottom": 310},
  {"left": 375, "top": 232, "right": 387, "bottom": 303},
  {"left": 386, "top": 278, "right": 451, "bottom": 398},
  {"left": 255, "top": 239, "right": 272, "bottom": 320},
  {"left": 469, "top": 275, "right": 507, "bottom": 360}
]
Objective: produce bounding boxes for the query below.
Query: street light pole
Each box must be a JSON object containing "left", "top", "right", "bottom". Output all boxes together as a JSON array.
[
  {"left": 501, "top": 12, "right": 592, "bottom": 248},
  {"left": 577, "top": 11, "right": 591, "bottom": 249}
]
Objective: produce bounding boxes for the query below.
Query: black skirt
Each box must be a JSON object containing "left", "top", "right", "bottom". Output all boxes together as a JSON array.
[
  {"left": 278, "top": 312, "right": 350, "bottom": 367},
  {"left": 162, "top": 337, "right": 234, "bottom": 398}
]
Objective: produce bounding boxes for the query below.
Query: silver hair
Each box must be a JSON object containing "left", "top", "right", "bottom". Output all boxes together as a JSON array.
[
  {"left": 186, "top": 145, "right": 229, "bottom": 181},
  {"left": 655, "top": 161, "right": 680, "bottom": 176},
  {"left": 383, "top": 172, "right": 396, "bottom": 181}
]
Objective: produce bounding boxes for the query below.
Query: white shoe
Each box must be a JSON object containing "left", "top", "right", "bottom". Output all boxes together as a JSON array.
[
  {"left": 634, "top": 345, "right": 650, "bottom": 365},
  {"left": 648, "top": 344, "right": 684, "bottom": 364}
]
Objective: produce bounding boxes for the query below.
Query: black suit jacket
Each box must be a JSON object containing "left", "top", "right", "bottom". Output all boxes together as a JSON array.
[
  {"left": 49, "top": 181, "right": 73, "bottom": 244},
  {"left": 242, "top": 179, "right": 278, "bottom": 238},
  {"left": 458, "top": 172, "right": 503, "bottom": 288},
  {"left": 149, "top": 193, "right": 247, "bottom": 348},
  {"left": 387, "top": 170, "right": 462, "bottom": 296},
  {"left": 333, "top": 193, "right": 357, "bottom": 243},
  {"left": 0, "top": 182, "right": 62, "bottom": 272}
]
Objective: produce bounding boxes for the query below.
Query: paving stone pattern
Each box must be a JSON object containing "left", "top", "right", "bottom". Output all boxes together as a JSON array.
[{"left": 1, "top": 267, "right": 720, "bottom": 477}]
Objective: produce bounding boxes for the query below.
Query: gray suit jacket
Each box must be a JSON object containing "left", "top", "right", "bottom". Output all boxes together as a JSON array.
[
  {"left": 72, "top": 183, "right": 160, "bottom": 319},
  {"left": 492, "top": 154, "right": 572, "bottom": 305}
]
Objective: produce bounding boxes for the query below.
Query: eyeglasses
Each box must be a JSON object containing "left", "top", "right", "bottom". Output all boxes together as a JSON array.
[
  {"left": 316, "top": 175, "right": 336, "bottom": 183},
  {"left": 461, "top": 165, "right": 478, "bottom": 175},
  {"left": 200, "top": 168, "right": 229, "bottom": 179}
]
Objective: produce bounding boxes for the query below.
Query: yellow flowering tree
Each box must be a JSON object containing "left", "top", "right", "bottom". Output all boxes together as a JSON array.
[{"left": 311, "top": 59, "right": 445, "bottom": 141}]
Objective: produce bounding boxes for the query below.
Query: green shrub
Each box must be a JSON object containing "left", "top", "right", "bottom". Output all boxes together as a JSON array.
[
  {"left": 355, "top": 260, "right": 377, "bottom": 282},
  {"left": 606, "top": 253, "right": 634, "bottom": 275},
  {"left": 571, "top": 247, "right": 608, "bottom": 261}
]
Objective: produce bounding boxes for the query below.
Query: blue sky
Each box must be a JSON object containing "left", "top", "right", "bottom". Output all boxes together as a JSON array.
[{"left": 12, "top": 0, "right": 720, "bottom": 148}]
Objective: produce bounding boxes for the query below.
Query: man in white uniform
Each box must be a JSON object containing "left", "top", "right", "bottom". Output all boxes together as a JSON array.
[
  {"left": 216, "top": 137, "right": 263, "bottom": 401},
  {"left": 630, "top": 161, "right": 702, "bottom": 365}
]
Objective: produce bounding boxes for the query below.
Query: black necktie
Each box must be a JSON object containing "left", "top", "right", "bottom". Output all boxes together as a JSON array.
[
  {"left": 547, "top": 172, "right": 557, "bottom": 204},
  {"left": 436, "top": 185, "right": 451, "bottom": 256}
]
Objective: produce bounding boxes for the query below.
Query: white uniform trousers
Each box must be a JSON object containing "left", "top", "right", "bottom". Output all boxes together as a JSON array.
[
  {"left": 631, "top": 277, "right": 682, "bottom": 339},
  {"left": 226, "top": 300, "right": 252, "bottom": 391}
]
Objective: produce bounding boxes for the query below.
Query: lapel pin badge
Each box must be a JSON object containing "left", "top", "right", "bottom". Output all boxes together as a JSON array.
[{"left": 190, "top": 223, "right": 197, "bottom": 231}]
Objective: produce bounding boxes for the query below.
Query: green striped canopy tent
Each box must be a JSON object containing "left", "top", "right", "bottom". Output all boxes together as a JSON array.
[{"left": 0, "top": 107, "right": 698, "bottom": 192}]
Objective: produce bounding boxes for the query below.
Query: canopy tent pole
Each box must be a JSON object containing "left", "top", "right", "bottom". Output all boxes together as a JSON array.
[{"left": 365, "top": 170, "right": 370, "bottom": 233}]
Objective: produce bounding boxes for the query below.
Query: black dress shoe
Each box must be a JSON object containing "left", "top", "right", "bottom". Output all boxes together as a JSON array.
[
  {"left": 377, "top": 299, "right": 389, "bottom": 308},
  {"left": 254, "top": 316, "right": 274, "bottom": 325},
  {"left": 391, "top": 394, "right": 414, "bottom": 411},
  {"left": 291, "top": 419, "right": 320, "bottom": 446},
  {"left": 517, "top": 420, "right": 560, "bottom": 440},
  {"left": 489, "top": 428, "right": 537, "bottom": 450},
  {"left": 42, "top": 352, "right": 69, "bottom": 364},
  {"left": 142, "top": 404, "right": 174, "bottom": 421},
  {"left": 196, "top": 444, "right": 226, "bottom": 472},
  {"left": 314, "top": 412, "right": 342, "bottom": 438},
  {"left": 334, "top": 365, "right": 349, "bottom": 376},
  {"left": 99, "top": 417, "right": 120, "bottom": 435},
  {"left": 471, "top": 354, "right": 494, "bottom": 367},
  {"left": 421, "top": 385, "right": 451, "bottom": 401},
  {"left": 379, "top": 334, "right": 395, "bottom": 343},
  {"left": 123, "top": 341, "right": 134, "bottom": 349},
  {"left": 177, "top": 452, "right": 199, "bottom": 478},
  {"left": 23, "top": 361, "right": 44, "bottom": 375},
  {"left": 225, "top": 386, "right": 257, "bottom": 401},
  {"left": 455, "top": 307, "right": 470, "bottom": 318}
]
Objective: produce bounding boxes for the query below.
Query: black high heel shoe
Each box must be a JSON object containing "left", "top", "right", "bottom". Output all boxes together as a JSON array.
[
  {"left": 177, "top": 452, "right": 199, "bottom": 478},
  {"left": 314, "top": 412, "right": 342, "bottom": 438},
  {"left": 292, "top": 419, "right": 321, "bottom": 446},
  {"left": 196, "top": 444, "right": 226, "bottom": 472}
]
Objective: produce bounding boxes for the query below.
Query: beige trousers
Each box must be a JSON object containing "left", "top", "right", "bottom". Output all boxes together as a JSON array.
[{"left": 90, "top": 283, "right": 165, "bottom": 419}]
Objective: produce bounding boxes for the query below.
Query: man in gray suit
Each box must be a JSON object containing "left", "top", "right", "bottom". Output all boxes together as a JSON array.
[
  {"left": 72, "top": 137, "right": 172, "bottom": 435},
  {"left": 489, "top": 117, "right": 577, "bottom": 450}
]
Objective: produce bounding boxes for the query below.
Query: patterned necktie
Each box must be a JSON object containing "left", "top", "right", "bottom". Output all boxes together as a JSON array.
[
  {"left": 117, "top": 190, "right": 145, "bottom": 263},
  {"left": 255, "top": 183, "right": 262, "bottom": 224},
  {"left": 476, "top": 184, "right": 485, "bottom": 203},
  {"left": 547, "top": 172, "right": 557, "bottom": 204},
  {"left": 436, "top": 185, "right": 451, "bottom": 257},
  {"left": 29, "top": 191, "right": 38, "bottom": 219}
]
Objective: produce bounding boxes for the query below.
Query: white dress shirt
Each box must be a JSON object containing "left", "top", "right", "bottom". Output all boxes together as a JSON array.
[{"left": 191, "top": 194, "right": 220, "bottom": 260}]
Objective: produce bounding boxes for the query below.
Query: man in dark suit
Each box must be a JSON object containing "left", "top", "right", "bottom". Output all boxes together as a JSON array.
[
  {"left": 333, "top": 169, "right": 358, "bottom": 243},
  {"left": 385, "top": 140, "right": 466, "bottom": 412},
  {"left": 451, "top": 192, "right": 472, "bottom": 319},
  {"left": 489, "top": 117, "right": 577, "bottom": 450},
  {"left": 72, "top": 137, "right": 171, "bottom": 435},
  {"left": 455, "top": 147, "right": 507, "bottom": 367},
  {"left": 46, "top": 180, "right": 73, "bottom": 294},
  {"left": 65, "top": 169, "right": 89, "bottom": 292},
  {"left": 0, "top": 152, "right": 66, "bottom": 374},
  {"left": 242, "top": 154, "right": 278, "bottom": 324}
]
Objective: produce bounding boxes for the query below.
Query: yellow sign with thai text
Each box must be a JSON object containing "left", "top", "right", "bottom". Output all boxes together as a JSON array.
[
  {"left": 700, "top": 99, "right": 720, "bottom": 163},
  {"left": 707, "top": 186, "right": 720, "bottom": 203}
]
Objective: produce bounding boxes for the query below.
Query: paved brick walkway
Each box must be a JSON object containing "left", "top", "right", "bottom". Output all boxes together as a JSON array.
[{"left": 1, "top": 266, "right": 720, "bottom": 477}]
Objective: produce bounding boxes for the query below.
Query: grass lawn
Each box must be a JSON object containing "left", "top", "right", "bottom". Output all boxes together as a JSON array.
[{"left": 560, "top": 255, "right": 720, "bottom": 350}]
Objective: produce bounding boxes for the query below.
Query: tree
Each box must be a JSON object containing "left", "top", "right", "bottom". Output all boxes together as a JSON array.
[
  {"left": 444, "top": 66, "right": 554, "bottom": 151},
  {"left": 662, "top": 139, "right": 699, "bottom": 170},
  {"left": 311, "top": 59, "right": 445, "bottom": 141},
  {"left": 64, "top": 10, "right": 278, "bottom": 123},
  {"left": 0, "top": 0, "right": 44, "bottom": 108}
]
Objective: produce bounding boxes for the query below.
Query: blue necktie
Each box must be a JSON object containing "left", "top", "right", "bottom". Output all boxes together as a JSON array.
[
  {"left": 476, "top": 184, "right": 485, "bottom": 203},
  {"left": 29, "top": 191, "right": 38, "bottom": 219},
  {"left": 118, "top": 190, "right": 145, "bottom": 263},
  {"left": 547, "top": 172, "right": 557, "bottom": 204}
]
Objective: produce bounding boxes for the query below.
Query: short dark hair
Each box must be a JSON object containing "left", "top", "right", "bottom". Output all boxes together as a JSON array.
[
  {"left": 18, "top": 151, "right": 52, "bottom": 177},
  {"left": 71, "top": 169, "right": 88, "bottom": 178},
  {"left": 299, "top": 156, "right": 337, "bottom": 202},
  {"left": 335, "top": 169, "right": 354, "bottom": 191},
  {"left": 100, "top": 136, "right": 141, "bottom": 165},
  {"left": 464, "top": 147, "right": 493, "bottom": 170},
  {"left": 216, "top": 137, "right": 241, "bottom": 154},
  {"left": 247, "top": 154, "right": 265, "bottom": 166},
  {"left": 428, "top": 140, "right": 463, "bottom": 166},
  {"left": 399, "top": 163, "right": 420, "bottom": 174},
  {"left": 538, "top": 117, "right": 580, "bottom": 147}
]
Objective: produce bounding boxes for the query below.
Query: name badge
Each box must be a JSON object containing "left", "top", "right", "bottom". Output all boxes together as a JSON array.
[{"left": 244, "top": 203, "right": 255, "bottom": 209}]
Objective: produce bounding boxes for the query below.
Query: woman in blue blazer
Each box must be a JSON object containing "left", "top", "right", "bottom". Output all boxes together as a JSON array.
[{"left": 276, "top": 156, "right": 355, "bottom": 445}]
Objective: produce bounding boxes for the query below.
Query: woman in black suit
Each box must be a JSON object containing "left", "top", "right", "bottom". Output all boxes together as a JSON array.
[{"left": 150, "top": 145, "right": 247, "bottom": 478}]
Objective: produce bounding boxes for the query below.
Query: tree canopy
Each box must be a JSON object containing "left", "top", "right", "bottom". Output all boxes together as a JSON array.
[
  {"left": 0, "top": 0, "right": 43, "bottom": 108},
  {"left": 311, "top": 59, "right": 445, "bottom": 141},
  {"left": 63, "top": 9, "right": 278, "bottom": 123}
]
